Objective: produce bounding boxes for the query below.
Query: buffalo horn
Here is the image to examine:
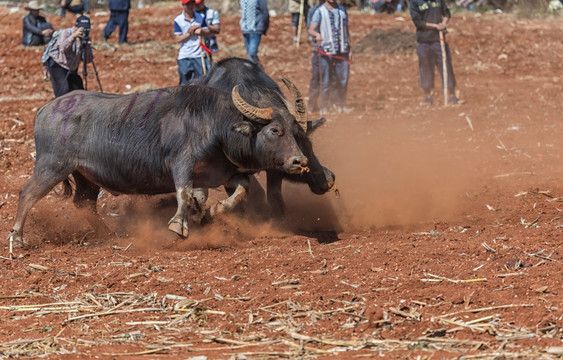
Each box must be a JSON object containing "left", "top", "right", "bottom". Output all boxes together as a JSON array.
[
  {"left": 232, "top": 85, "right": 273, "bottom": 124},
  {"left": 281, "top": 78, "right": 308, "bottom": 129}
]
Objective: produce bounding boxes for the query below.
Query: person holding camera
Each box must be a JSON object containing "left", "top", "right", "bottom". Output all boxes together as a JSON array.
[{"left": 44, "top": 16, "right": 93, "bottom": 97}]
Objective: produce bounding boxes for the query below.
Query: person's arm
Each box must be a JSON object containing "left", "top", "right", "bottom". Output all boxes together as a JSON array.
[
  {"left": 308, "top": 9, "right": 322, "bottom": 43},
  {"left": 59, "top": 28, "right": 83, "bottom": 52},
  {"left": 309, "top": 23, "right": 322, "bottom": 43},
  {"left": 425, "top": 17, "right": 448, "bottom": 31},
  {"left": 198, "top": 26, "right": 210, "bottom": 38},
  {"left": 344, "top": 9, "right": 352, "bottom": 60},
  {"left": 260, "top": 0, "right": 269, "bottom": 35},
  {"left": 23, "top": 16, "right": 46, "bottom": 36},
  {"left": 198, "top": 16, "right": 211, "bottom": 37},
  {"left": 410, "top": 1, "right": 449, "bottom": 31},
  {"left": 174, "top": 23, "right": 204, "bottom": 43},
  {"left": 207, "top": 11, "right": 220, "bottom": 35}
]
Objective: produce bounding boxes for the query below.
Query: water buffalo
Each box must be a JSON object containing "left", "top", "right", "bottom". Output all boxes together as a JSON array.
[
  {"left": 7, "top": 84, "right": 308, "bottom": 247},
  {"left": 193, "top": 57, "right": 336, "bottom": 217}
]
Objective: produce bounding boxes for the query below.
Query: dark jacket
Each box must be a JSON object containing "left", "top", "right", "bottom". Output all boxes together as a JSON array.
[
  {"left": 22, "top": 13, "right": 53, "bottom": 46},
  {"left": 410, "top": 0, "right": 451, "bottom": 43},
  {"left": 109, "top": 0, "right": 131, "bottom": 11}
]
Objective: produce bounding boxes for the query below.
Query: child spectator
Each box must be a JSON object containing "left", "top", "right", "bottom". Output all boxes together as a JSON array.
[
  {"left": 174, "top": 0, "right": 210, "bottom": 84},
  {"left": 410, "top": 0, "right": 459, "bottom": 105}
]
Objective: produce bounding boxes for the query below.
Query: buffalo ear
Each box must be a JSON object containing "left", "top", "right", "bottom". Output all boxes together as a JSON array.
[{"left": 232, "top": 121, "right": 255, "bottom": 136}]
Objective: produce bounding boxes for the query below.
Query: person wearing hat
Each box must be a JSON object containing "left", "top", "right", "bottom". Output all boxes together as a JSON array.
[
  {"left": 22, "top": 1, "right": 53, "bottom": 46},
  {"left": 174, "top": 0, "right": 210, "bottom": 85},
  {"left": 44, "top": 16, "right": 93, "bottom": 97},
  {"left": 101, "top": 0, "right": 131, "bottom": 44}
]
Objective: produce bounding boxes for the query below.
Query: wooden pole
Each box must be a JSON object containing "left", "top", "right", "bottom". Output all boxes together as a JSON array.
[
  {"left": 199, "top": 36, "right": 207, "bottom": 75},
  {"left": 439, "top": 30, "right": 448, "bottom": 106},
  {"left": 318, "top": 47, "right": 322, "bottom": 111},
  {"left": 296, "top": 0, "right": 305, "bottom": 47}
]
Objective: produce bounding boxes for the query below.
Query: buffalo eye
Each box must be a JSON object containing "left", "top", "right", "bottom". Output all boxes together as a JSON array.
[{"left": 270, "top": 127, "right": 282, "bottom": 136}]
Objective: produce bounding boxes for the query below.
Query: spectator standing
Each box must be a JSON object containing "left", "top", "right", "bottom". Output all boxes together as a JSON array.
[
  {"left": 289, "top": 0, "right": 309, "bottom": 44},
  {"left": 174, "top": 0, "right": 210, "bottom": 85},
  {"left": 306, "top": 0, "right": 324, "bottom": 112},
  {"left": 22, "top": 1, "right": 53, "bottom": 46},
  {"left": 239, "top": 0, "right": 269, "bottom": 65},
  {"left": 308, "top": 0, "right": 352, "bottom": 114},
  {"left": 195, "top": 0, "right": 220, "bottom": 64},
  {"left": 59, "top": 0, "right": 90, "bottom": 17},
  {"left": 410, "top": 0, "right": 459, "bottom": 104},
  {"left": 44, "top": 16, "right": 92, "bottom": 97},
  {"left": 101, "top": 0, "right": 131, "bottom": 44}
]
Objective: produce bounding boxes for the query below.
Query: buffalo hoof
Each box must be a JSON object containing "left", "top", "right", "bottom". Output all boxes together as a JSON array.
[
  {"left": 168, "top": 218, "right": 189, "bottom": 238},
  {"left": 7, "top": 231, "right": 27, "bottom": 248}
]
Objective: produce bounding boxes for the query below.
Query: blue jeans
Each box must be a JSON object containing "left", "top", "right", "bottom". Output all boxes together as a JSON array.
[
  {"left": 243, "top": 32, "right": 262, "bottom": 64},
  {"left": 103, "top": 10, "right": 129, "bottom": 44},
  {"left": 319, "top": 53, "right": 349, "bottom": 111},
  {"left": 177, "top": 57, "right": 210, "bottom": 85},
  {"left": 417, "top": 42, "right": 457, "bottom": 91}
]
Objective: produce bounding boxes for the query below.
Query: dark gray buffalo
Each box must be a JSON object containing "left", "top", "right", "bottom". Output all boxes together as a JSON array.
[
  {"left": 193, "top": 57, "right": 336, "bottom": 217},
  {"left": 7, "top": 84, "right": 309, "bottom": 247}
]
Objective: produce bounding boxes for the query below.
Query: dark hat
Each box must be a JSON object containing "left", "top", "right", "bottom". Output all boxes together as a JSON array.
[{"left": 75, "top": 15, "right": 91, "bottom": 28}]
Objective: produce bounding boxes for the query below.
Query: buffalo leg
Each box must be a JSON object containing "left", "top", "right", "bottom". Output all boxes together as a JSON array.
[
  {"left": 266, "top": 171, "right": 286, "bottom": 218},
  {"left": 8, "top": 169, "right": 71, "bottom": 247},
  {"left": 207, "top": 174, "right": 250, "bottom": 219},
  {"left": 72, "top": 172, "right": 112, "bottom": 236},
  {"left": 168, "top": 185, "right": 194, "bottom": 238}
]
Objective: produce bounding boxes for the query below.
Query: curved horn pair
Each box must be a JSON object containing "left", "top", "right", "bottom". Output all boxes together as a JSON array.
[
  {"left": 281, "top": 78, "right": 308, "bottom": 132},
  {"left": 232, "top": 85, "right": 273, "bottom": 124}
]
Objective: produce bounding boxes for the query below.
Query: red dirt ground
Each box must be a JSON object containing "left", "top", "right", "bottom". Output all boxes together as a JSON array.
[{"left": 1, "top": 3, "right": 562, "bottom": 358}]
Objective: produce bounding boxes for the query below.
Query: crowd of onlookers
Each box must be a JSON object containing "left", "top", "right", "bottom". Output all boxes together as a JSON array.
[{"left": 21, "top": 0, "right": 474, "bottom": 111}]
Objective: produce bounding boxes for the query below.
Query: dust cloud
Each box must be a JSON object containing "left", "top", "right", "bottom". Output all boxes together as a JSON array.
[
  {"left": 281, "top": 115, "right": 479, "bottom": 231},
  {"left": 101, "top": 192, "right": 291, "bottom": 251}
]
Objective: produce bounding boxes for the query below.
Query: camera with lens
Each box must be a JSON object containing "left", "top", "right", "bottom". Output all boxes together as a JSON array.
[{"left": 75, "top": 15, "right": 91, "bottom": 43}]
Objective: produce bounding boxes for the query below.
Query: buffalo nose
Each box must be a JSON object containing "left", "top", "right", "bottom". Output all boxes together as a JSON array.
[
  {"left": 293, "top": 156, "right": 308, "bottom": 168},
  {"left": 287, "top": 156, "right": 309, "bottom": 174}
]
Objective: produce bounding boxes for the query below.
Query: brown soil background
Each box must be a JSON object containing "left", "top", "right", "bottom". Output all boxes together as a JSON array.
[{"left": 1, "top": 3, "right": 563, "bottom": 358}]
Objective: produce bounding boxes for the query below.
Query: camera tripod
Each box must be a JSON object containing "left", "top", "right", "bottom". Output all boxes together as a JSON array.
[{"left": 66, "top": 36, "right": 103, "bottom": 92}]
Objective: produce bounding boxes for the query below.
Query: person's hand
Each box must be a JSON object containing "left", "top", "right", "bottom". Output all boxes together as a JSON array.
[
  {"left": 72, "top": 27, "right": 84, "bottom": 39},
  {"left": 42, "top": 28, "right": 54, "bottom": 36},
  {"left": 436, "top": 22, "right": 447, "bottom": 31},
  {"left": 315, "top": 33, "right": 322, "bottom": 43},
  {"left": 189, "top": 24, "right": 201, "bottom": 36}
]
